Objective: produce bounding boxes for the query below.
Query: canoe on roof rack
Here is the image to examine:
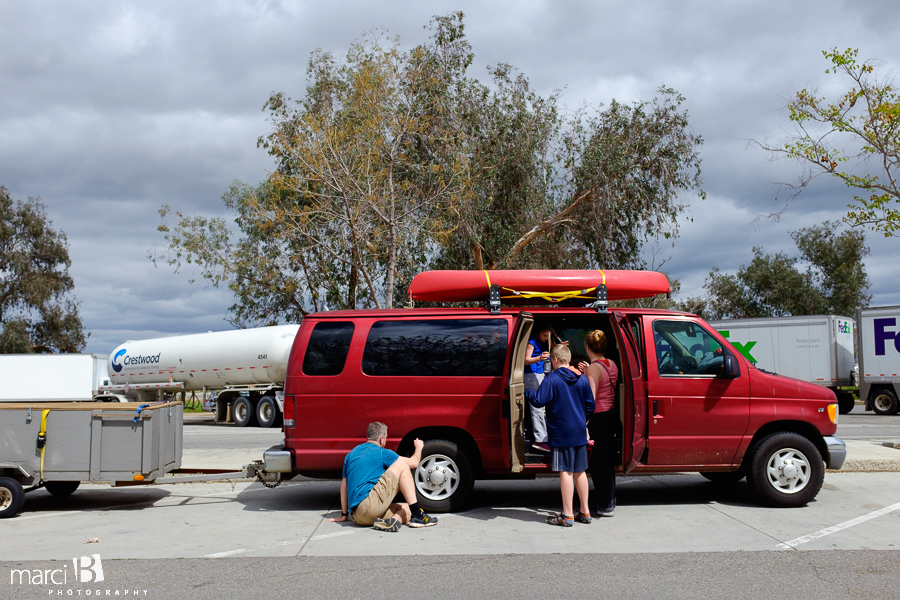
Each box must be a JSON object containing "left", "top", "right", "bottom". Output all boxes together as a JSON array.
[{"left": 406, "top": 269, "right": 671, "bottom": 304}]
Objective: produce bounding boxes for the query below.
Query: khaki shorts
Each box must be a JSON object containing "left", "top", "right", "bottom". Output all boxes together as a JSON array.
[{"left": 351, "top": 469, "right": 402, "bottom": 526}]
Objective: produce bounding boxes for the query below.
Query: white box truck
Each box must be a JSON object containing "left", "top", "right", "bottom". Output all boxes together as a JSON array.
[
  {"left": 707, "top": 315, "right": 856, "bottom": 414},
  {"left": 100, "top": 325, "right": 300, "bottom": 427},
  {"left": 0, "top": 354, "right": 123, "bottom": 403},
  {"left": 857, "top": 305, "right": 900, "bottom": 415}
]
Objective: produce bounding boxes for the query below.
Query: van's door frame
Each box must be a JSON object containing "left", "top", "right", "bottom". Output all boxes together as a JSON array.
[
  {"left": 611, "top": 311, "right": 647, "bottom": 474},
  {"left": 506, "top": 312, "right": 533, "bottom": 473}
]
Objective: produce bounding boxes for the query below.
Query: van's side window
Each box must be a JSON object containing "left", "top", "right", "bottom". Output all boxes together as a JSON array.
[
  {"left": 652, "top": 320, "right": 729, "bottom": 377},
  {"left": 362, "top": 319, "right": 508, "bottom": 377},
  {"left": 303, "top": 322, "right": 355, "bottom": 376}
]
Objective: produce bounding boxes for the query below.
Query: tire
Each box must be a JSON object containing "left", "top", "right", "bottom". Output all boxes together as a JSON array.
[
  {"left": 233, "top": 397, "right": 257, "bottom": 427},
  {"left": 836, "top": 391, "right": 855, "bottom": 415},
  {"left": 44, "top": 481, "right": 80, "bottom": 497},
  {"left": 413, "top": 439, "right": 474, "bottom": 513},
  {"left": 871, "top": 389, "right": 899, "bottom": 416},
  {"left": 700, "top": 470, "right": 746, "bottom": 484},
  {"left": 0, "top": 477, "right": 25, "bottom": 519},
  {"left": 256, "top": 396, "right": 279, "bottom": 428},
  {"left": 746, "top": 432, "right": 824, "bottom": 508}
]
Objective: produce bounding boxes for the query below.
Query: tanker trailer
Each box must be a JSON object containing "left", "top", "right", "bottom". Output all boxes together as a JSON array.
[{"left": 101, "top": 325, "right": 300, "bottom": 427}]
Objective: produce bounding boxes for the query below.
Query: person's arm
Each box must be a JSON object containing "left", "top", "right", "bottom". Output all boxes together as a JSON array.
[
  {"left": 525, "top": 343, "right": 549, "bottom": 366},
  {"left": 326, "top": 478, "right": 349, "bottom": 522},
  {"left": 527, "top": 375, "right": 555, "bottom": 408},
  {"left": 401, "top": 438, "right": 424, "bottom": 469}
]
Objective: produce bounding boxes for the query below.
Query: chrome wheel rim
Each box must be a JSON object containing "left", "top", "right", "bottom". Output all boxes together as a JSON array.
[
  {"left": 259, "top": 401, "right": 273, "bottom": 423},
  {"left": 874, "top": 394, "right": 894, "bottom": 412},
  {"left": 234, "top": 401, "right": 248, "bottom": 422},
  {"left": 766, "top": 447, "right": 811, "bottom": 494},
  {"left": 415, "top": 453, "right": 460, "bottom": 501},
  {"left": 0, "top": 487, "right": 11, "bottom": 510}
]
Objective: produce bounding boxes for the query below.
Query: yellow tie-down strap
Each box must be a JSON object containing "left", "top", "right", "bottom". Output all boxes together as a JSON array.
[
  {"left": 38, "top": 409, "right": 50, "bottom": 480},
  {"left": 486, "top": 270, "right": 606, "bottom": 304}
]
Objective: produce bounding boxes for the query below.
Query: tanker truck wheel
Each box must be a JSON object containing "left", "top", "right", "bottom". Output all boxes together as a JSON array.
[
  {"left": 233, "top": 397, "right": 257, "bottom": 427},
  {"left": 256, "top": 396, "right": 278, "bottom": 428},
  {"left": 0, "top": 477, "right": 25, "bottom": 519}
]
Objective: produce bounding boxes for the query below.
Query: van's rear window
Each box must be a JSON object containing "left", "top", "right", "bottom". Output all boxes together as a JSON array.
[
  {"left": 303, "top": 322, "right": 355, "bottom": 376},
  {"left": 362, "top": 319, "right": 508, "bottom": 377}
]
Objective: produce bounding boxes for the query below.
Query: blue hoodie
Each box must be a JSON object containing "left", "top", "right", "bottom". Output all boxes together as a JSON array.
[{"left": 525, "top": 367, "right": 595, "bottom": 447}]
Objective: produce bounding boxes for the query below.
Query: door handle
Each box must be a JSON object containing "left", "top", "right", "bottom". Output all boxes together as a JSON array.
[{"left": 653, "top": 399, "right": 658, "bottom": 416}]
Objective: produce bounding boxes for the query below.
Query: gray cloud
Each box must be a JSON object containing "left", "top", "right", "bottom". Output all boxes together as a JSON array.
[{"left": 1, "top": 0, "right": 897, "bottom": 353}]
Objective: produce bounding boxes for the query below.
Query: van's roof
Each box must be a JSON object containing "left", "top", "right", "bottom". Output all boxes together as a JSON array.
[{"left": 304, "top": 306, "right": 696, "bottom": 319}]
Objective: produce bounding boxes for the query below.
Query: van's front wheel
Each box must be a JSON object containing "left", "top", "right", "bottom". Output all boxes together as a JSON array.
[
  {"left": 413, "top": 439, "right": 474, "bottom": 513},
  {"left": 747, "top": 433, "right": 824, "bottom": 507}
]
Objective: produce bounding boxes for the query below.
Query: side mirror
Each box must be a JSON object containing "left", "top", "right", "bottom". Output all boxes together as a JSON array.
[{"left": 721, "top": 354, "right": 738, "bottom": 379}]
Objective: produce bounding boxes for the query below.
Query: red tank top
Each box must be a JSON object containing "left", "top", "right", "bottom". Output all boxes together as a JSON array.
[{"left": 592, "top": 359, "right": 619, "bottom": 413}]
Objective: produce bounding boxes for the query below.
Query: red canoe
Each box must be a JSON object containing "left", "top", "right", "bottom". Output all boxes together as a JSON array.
[{"left": 407, "top": 270, "right": 671, "bottom": 303}]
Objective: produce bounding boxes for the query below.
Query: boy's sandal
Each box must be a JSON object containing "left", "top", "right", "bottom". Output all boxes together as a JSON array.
[
  {"left": 547, "top": 513, "right": 574, "bottom": 527},
  {"left": 574, "top": 512, "right": 592, "bottom": 524}
]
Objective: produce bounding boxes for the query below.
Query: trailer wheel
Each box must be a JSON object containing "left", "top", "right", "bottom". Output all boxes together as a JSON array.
[
  {"left": 413, "top": 439, "right": 474, "bottom": 513},
  {"left": 44, "top": 481, "right": 80, "bottom": 497},
  {"left": 233, "top": 397, "right": 257, "bottom": 427},
  {"left": 746, "top": 433, "right": 824, "bottom": 508},
  {"left": 871, "top": 389, "right": 899, "bottom": 415},
  {"left": 256, "top": 396, "right": 278, "bottom": 428},
  {"left": 0, "top": 477, "right": 25, "bottom": 519},
  {"left": 836, "top": 391, "right": 855, "bottom": 415}
]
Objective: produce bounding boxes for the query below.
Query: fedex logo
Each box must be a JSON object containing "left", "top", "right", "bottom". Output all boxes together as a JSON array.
[
  {"left": 874, "top": 318, "right": 900, "bottom": 356},
  {"left": 838, "top": 320, "right": 852, "bottom": 334}
]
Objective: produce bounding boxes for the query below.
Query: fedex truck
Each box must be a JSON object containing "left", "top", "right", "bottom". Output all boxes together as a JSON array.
[
  {"left": 707, "top": 315, "right": 856, "bottom": 414},
  {"left": 857, "top": 306, "right": 900, "bottom": 415},
  {"left": 100, "top": 325, "right": 300, "bottom": 427}
]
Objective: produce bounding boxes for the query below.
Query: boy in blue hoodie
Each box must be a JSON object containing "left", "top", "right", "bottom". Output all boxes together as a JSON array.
[{"left": 525, "top": 344, "right": 595, "bottom": 526}]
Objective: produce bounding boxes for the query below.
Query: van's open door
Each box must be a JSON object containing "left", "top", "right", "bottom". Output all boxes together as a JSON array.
[
  {"left": 612, "top": 311, "right": 647, "bottom": 473},
  {"left": 507, "top": 313, "right": 533, "bottom": 473}
]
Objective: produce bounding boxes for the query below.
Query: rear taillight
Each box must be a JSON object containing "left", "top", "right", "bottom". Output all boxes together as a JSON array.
[{"left": 283, "top": 394, "right": 295, "bottom": 428}]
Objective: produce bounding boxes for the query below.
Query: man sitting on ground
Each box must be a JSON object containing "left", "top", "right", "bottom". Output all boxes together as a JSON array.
[{"left": 327, "top": 421, "right": 438, "bottom": 531}]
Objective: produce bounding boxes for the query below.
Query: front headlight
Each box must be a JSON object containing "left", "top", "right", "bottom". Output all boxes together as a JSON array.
[{"left": 828, "top": 403, "right": 838, "bottom": 424}]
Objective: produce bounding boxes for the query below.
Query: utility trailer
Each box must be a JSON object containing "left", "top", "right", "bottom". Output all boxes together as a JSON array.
[{"left": 0, "top": 401, "right": 282, "bottom": 518}]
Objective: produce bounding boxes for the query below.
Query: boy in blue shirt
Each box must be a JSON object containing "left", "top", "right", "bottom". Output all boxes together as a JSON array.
[
  {"left": 327, "top": 422, "right": 438, "bottom": 531},
  {"left": 525, "top": 345, "right": 595, "bottom": 526}
]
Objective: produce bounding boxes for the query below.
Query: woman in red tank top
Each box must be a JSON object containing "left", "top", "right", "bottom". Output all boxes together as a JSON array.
[{"left": 580, "top": 330, "right": 619, "bottom": 517}]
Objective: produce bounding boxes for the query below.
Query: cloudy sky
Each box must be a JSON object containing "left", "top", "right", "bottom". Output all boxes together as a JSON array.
[{"left": 2, "top": 0, "right": 898, "bottom": 354}]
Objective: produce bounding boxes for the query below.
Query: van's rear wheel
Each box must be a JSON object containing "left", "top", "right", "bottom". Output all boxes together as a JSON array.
[
  {"left": 871, "top": 389, "right": 899, "bottom": 415},
  {"left": 0, "top": 477, "right": 25, "bottom": 518},
  {"left": 233, "top": 397, "right": 256, "bottom": 427},
  {"left": 414, "top": 439, "right": 474, "bottom": 513},
  {"left": 746, "top": 433, "right": 824, "bottom": 507}
]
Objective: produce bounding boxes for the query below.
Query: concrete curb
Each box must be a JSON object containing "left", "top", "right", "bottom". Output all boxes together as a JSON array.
[{"left": 829, "top": 440, "right": 900, "bottom": 473}]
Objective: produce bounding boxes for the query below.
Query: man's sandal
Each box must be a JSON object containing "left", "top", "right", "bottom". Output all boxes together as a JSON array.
[
  {"left": 574, "top": 512, "right": 592, "bottom": 524},
  {"left": 547, "top": 513, "right": 574, "bottom": 527}
]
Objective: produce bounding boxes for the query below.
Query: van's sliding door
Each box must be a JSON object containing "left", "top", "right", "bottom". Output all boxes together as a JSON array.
[{"left": 507, "top": 313, "right": 533, "bottom": 473}]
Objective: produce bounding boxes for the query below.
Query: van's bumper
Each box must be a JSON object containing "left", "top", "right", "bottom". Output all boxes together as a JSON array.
[{"left": 823, "top": 436, "right": 846, "bottom": 470}]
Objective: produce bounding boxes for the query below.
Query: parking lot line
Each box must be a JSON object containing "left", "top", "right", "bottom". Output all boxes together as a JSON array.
[{"left": 776, "top": 501, "right": 900, "bottom": 549}]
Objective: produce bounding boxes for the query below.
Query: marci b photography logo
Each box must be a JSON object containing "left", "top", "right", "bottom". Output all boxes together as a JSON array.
[{"left": 9, "top": 555, "right": 148, "bottom": 596}]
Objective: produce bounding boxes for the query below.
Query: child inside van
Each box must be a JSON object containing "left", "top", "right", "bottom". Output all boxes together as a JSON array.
[
  {"left": 524, "top": 326, "right": 552, "bottom": 451},
  {"left": 525, "top": 344, "right": 595, "bottom": 527}
]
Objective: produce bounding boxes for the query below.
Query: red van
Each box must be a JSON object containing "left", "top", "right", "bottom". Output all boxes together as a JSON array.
[{"left": 270, "top": 275, "right": 845, "bottom": 511}]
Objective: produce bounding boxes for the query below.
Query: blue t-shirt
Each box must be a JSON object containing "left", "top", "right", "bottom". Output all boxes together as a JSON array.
[
  {"left": 342, "top": 442, "right": 400, "bottom": 510},
  {"left": 528, "top": 337, "right": 548, "bottom": 374}
]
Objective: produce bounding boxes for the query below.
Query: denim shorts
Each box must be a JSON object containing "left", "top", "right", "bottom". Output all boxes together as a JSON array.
[{"left": 551, "top": 445, "right": 588, "bottom": 473}]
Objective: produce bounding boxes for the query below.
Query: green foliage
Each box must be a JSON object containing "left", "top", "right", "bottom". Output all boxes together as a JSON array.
[
  {"left": 0, "top": 186, "right": 87, "bottom": 353},
  {"left": 767, "top": 48, "right": 900, "bottom": 236},
  {"left": 154, "top": 13, "right": 704, "bottom": 322},
  {"left": 701, "top": 221, "right": 870, "bottom": 319}
]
